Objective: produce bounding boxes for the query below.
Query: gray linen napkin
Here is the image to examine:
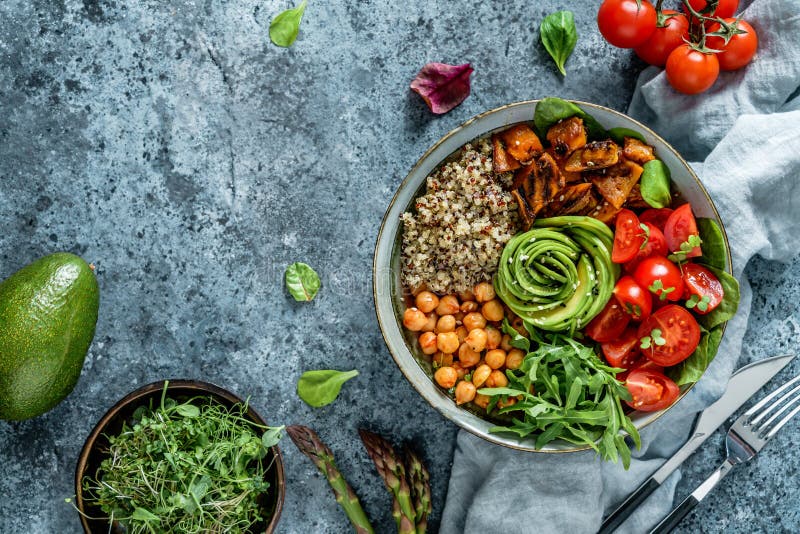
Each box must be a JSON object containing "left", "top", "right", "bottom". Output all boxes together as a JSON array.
[{"left": 440, "top": 1, "right": 800, "bottom": 532}]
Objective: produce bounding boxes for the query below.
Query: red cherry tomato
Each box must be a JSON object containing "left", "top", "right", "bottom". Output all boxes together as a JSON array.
[
  {"left": 598, "top": 0, "right": 657, "bottom": 49},
  {"left": 664, "top": 203, "right": 702, "bottom": 258},
  {"left": 612, "top": 209, "right": 646, "bottom": 263},
  {"left": 682, "top": 263, "right": 724, "bottom": 314},
  {"left": 625, "top": 367, "right": 681, "bottom": 412},
  {"left": 601, "top": 327, "right": 641, "bottom": 369},
  {"left": 617, "top": 357, "right": 664, "bottom": 382},
  {"left": 585, "top": 297, "right": 630, "bottom": 343},
  {"left": 633, "top": 256, "right": 685, "bottom": 302},
  {"left": 624, "top": 222, "right": 669, "bottom": 273},
  {"left": 639, "top": 208, "right": 674, "bottom": 231},
  {"left": 665, "top": 44, "right": 720, "bottom": 95},
  {"left": 706, "top": 19, "right": 758, "bottom": 71},
  {"left": 637, "top": 305, "right": 701, "bottom": 366},
  {"left": 613, "top": 275, "right": 653, "bottom": 321},
  {"left": 683, "top": 0, "right": 739, "bottom": 21},
  {"left": 634, "top": 10, "right": 689, "bottom": 67}
]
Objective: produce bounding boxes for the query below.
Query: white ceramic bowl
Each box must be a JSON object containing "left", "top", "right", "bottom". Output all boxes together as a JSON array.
[{"left": 373, "top": 100, "right": 731, "bottom": 452}]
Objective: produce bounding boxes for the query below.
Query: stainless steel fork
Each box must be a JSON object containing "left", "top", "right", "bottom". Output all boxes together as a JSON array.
[{"left": 650, "top": 372, "right": 800, "bottom": 534}]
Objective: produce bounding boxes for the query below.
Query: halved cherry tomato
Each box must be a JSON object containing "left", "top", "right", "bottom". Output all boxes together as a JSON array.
[
  {"left": 617, "top": 357, "right": 664, "bottom": 382},
  {"left": 612, "top": 209, "right": 646, "bottom": 263},
  {"left": 682, "top": 263, "right": 724, "bottom": 314},
  {"left": 638, "top": 208, "right": 674, "bottom": 231},
  {"left": 706, "top": 19, "right": 758, "bottom": 71},
  {"left": 664, "top": 203, "right": 702, "bottom": 258},
  {"left": 633, "top": 256, "right": 685, "bottom": 302},
  {"left": 585, "top": 297, "right": 630, "bottom": 343},
  {"left": 624, "top": 222, "right": 669, "bottom": 273},
  {"left": 613, "top": 275, "right": 652, "bottom": 321},
  {"left": 598, "top": 0, "right": 657, "bottom": 49},
  {"left": 634, "top": 10, "right": 689, "bottom": 67},
  {"left": 637, "top": 304, "right": 701, "bottom": 366},
  {"left": 625, "top": 367, "right": 680, "bottom": 412},
  {"left": 601, "top": 327, "right": 641, "bottom": 368},
  {"left": 665, "top": 44, "right": 720, "bottom": 95}
]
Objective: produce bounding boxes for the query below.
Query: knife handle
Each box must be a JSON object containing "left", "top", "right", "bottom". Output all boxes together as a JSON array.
[
  {"left": 598, "top": 477, "right": 660, "bottom": 534},
  {"left": 649, "top": 495, "right": 699, "bottom": 534}
]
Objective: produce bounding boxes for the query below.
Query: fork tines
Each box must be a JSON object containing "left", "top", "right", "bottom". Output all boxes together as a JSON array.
[{"left": 742, "top": 373, "right": 800, "bottom": 439}]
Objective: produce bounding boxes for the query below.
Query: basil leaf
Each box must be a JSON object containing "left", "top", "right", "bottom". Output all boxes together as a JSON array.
[
  {"left": 697, "top": 265, "right": 740, "bottom": 330},
  {"left": 669, "top": 326, "right": 723, "bottom": 386},
  {"left": 269, "top": 0, "right": 307, "bottom": 48},
  {"left": 297, "top": 369, "right": 358, "bottom": 407},
  {"left": 697, "top": 218, "right": 727, "bottom": 270},
  {"left": 261, "top": 425, "right": 285, "bottom": 448},
  {"left": 607, "top": 127, "right": 646, "bottom": 145},
  {"left": 533, "top": 97, "right": 608, "bottom": 140},
  {"left": 539, "top": 11, "right": 577, "bottom": 77},
  {"left": 285, "top": 262, "right": 321, "bottom": 302},
  {"left": 640, "top": 160, "right": 672, "bottom": 208}
]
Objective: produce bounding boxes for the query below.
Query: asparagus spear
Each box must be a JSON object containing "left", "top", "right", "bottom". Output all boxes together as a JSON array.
[
  {"left": 286, "top": 425, "right": 375, "bottom": 534},
  {"left": 358, "top": 429, "right": 417, "bottom": 534},
  {"left": 405, "top": 447, "right": 432, "bottom": 534}
]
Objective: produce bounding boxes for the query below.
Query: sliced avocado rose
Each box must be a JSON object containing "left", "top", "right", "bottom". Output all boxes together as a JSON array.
[{"left": 494, "top": 216, "right": 618, "bottom": 334}]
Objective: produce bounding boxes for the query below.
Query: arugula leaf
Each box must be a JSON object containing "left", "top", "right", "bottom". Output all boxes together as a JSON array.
[
  {"left": 269, "top": 0, "right": 308, "bottom": 48},
  {"left": 640, "top": 160, "right": 672, "bottom": 208},
  {"left": 539, "top": 11, "right": 578, "bottom": 76},
  {"left": 501, "top": 318, "right": 531, "bottom": 352},
  {"left": 285, "top": 262, "right": 321, "bottom": 302},
  {"left": 697, "top": 218, "right": 728, "bottom": 270},
  {"left": 533, "top": 97, "right": 608, "bottom": 140},
  {"left": 697, "top": 265, "right": 740, "bottom": 330},
  {"left": 607, "top": 127, "right": 646, "bottom": 145},
  {"left": 296, "top": 369, "right": 358, "bottom": 407}
]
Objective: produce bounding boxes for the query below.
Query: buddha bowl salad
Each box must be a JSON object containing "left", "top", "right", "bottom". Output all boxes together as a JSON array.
[{"left": 399, "top": 98, "right": 739, "bottom": 467}]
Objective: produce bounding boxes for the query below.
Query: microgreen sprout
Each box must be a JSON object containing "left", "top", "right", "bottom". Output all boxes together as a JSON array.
[
  {"left": 648, "top": 279, "right": 676, "bottom": 301},
  {"left": 638, "top": 223, "right": 651, "bottom": 250},
  {"left": 686, "top": 293, "right": 711, "bottom": 312},
  {"left": 624, "top": 302, "right": 643, "bottom": 318},
  {"left": 668, "top": 234, "right": 703, "bottom": 263},
  {"left": 640, "top": 328, "right": 666, "bottom": 349}
]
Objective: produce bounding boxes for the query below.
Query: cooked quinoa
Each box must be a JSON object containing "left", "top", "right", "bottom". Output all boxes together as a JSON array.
[{"left": 400, "top": 139, "right": 519, "bottom": 294}]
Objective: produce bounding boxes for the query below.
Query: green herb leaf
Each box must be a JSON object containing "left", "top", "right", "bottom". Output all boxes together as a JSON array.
[
  {"left": 607, "top": 127, "right": 647, "bottom": 145},
  {"left": 262, "top": 425, "right": 285, "bottom": 448},
  {"left": 285, "top": 262, "right": 321, "bottom": 302},
  {"left": 640, "top": 160, "right": 672, "bottom": 208},
  {"left": 501, "top": 318, "right": 531, "bottom": 352},
  {"left": 638, "top": 222, "right": 650, "bottom": 250},
  {"left": 640, "top": 336, "right": 652, "bottom": 349},
  {"left": 130, "top": 507, "right": 160, "bottom": 522},
  {"left": 533, "top": 97, "right": 608, "bottom": 140},
  {"left": 297, "top": 369, "right": 359, "bottom": 408},
  {"left": 697, "top": 218, "right": 727, "bottom": 270},
  {"left": 269, "top": 0, "right": 308, "bottom": 48},
  {"left": 669, "top": 325, "right": 723, "bottom": 386},
  {"left": 697, "top": 265, "right": 740, "bottom": 330},
  {"left": 174, "top": 403, "right": 200, "bottom": 418},
  {"left": 539, "top": 11, "right": 578, "bottom": 76}
]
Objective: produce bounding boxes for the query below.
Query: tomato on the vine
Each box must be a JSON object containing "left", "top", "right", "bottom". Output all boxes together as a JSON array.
[
  {"left": 601, "top": 327, "right": 641, "bottom": 369},
  {"left": 612, "top": 209, "right": 646, "bottom": 263},
  {"left": 639, "top": 208, "right": 674, "bottom": 231},
  {"left": 633, "top": 256, "right": 685, "bottom": 302},
  {"left": 637, "top": 305, "right": 701, "bottom": 366},
  {"left": 706, "top": 19, "right": 758, "bottom": 71},
  {"left": 634, "top": 10, "right": 689, "bottom": 67},
  {"left": 624, "top": 222, "right": 669, "bottom": 273},
  {"left": 683, "top": 0, "right": 739, "bottom": 21},
  {"left": 613, "top": 275, "right": 652, "bottom": 321},
  {"left": 625, "top": 367, "right": 680, "bottom": 412},
  {"left": 664, "top": 203, "right": 702, "bottom": 258},
  {"left": 598, "top": 0, "right": 657, "bottom": 49},
  {"left": 682, "top": 263, "right": 724, "bottom": 314},
  {"left": 585, "top": 297, "right": 630, "bottom": 343},
  {"left": 665, "top": 44, "right": 720, "bottom": 95}
]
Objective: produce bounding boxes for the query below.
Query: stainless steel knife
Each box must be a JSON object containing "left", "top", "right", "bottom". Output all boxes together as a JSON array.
[{"left": 598, "top": 354, "right": 795, "bottom": 534}]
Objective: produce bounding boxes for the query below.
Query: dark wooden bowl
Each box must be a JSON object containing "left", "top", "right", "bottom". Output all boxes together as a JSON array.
[{"left": 75, "top": 380, "right": 285, "bottom": 533}]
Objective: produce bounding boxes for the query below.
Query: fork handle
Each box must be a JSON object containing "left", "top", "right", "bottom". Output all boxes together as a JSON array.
[{"left": 650, "top": 459, "right": 734, "bottom": 534}]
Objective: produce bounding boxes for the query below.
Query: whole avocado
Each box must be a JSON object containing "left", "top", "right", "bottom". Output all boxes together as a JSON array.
[{"left": 0, "top": 252, "right": 99, "bottom": 420}]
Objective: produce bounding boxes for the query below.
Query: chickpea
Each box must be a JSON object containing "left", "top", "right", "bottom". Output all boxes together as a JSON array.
[
  {"left": 498, "top": 396, "right": 518, "bottom": 409},
  {"left": 418, "top": 331, "right": 438, "bottom": 355},
  {"left": 437, "top": 332, "right": 460, "bottom": 354},
  {"left": 485, "top": 349, "right": 507, "bottom": 370},
  {"left": 464, "top": 328, "right": 488, "bottom": 352},
  {"left": 485, "top": 370, "right": 509, "bottom": 388},
  {"left": 473, "top": 393, "right": 490, "bottom": 409},
  {"left": 506, "top": 349, "right": 525, "bottom": 370},
  {"left": 403, "top": 308, "right": 428, "bottom": 331},
  {"left": 433, "top": 351, "right": 453, "bottom": 367},
  {"left": 415, "top": 291, "right": 440, "bottom": 314},
  {"left": 436, "top": 294, "right": 460, "bottom": 316},
  {"left": 485, "top": 326, "right": 502, "bottom": 350},
  {"left": 511, "top": 316, "right": 527, "bottom": 337},
  {"left": 435, "top": 314, "right": 456, "bottom": 333},
  {"left": 434, "top": 366, "right": 458, "bottom": 389},
  {"left": 458, "top": 342, "right": 481, "bottom": 367},
  {"left": 463, "top": 312, "right": 487, "bottom": 331},
  {"left": 472, "top": 364, "right": 492, "bottom": 387},
  {"left": 452, "top": 361, "right": 468, "bottom": 379},
  {"left": 455, "top": 381, "right": 477, "bottom": 405},
  {"left": 455, "top": 325, "right": 469, "bottom": 343},
  {"left": 474, "top": 281, "right": 496, "bottom": 302},
  {"left": 460, "top": 300, "right": 479, "bottom": 313},
  {"left": 421, "top": 312, "right": 438, "bottom": 333},
  {"left": 481, "top": 299, "right": 505, "bottom": 322},
  {"left": 458, "top": 289, "right": 475, "bottom": 302},
  {"left": 500, "top": 334, "right": 513, "bottom": 352}
]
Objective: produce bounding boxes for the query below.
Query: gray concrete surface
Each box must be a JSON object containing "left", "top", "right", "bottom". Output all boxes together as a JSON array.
[{"left": 0, "top": 1, "right": 796, "bottom": 532}]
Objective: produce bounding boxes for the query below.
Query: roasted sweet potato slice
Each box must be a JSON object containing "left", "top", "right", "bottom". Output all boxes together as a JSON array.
[
  {"left": 546, "top": 147, "right": 583, "bottom": 183},
  {"left": 546, "top": 117, "right": 587, "bottom": 158},
  {"left": 492, "top": 133, "right": 521, "bottom": 173},
  {"left": 511, "top": 189, "right": 535, "bottom": 230},
  {"left": 513, "top": 162, "right": 535, "bottom": 191},
  {"left": 500, "top": 124, "right": 543, "bottom": 165},
  {"left": 591, "top": 200, "right": 622, "bottom": 224},
  {"left": 536, "top": 152, "right": 565, "bottom": 202},
  {"left": 622, "top": 137, "right": 656, "bottom": 165},
  {"left": 590, "top": 160, "right": 644, "bottom": 209},
  {"left": 564, "top": 140, "right": 620, "bottom": 172},
  {"left": 623, "top": 184, "right": 651, "bottom": 209},
  {"left": 543, "top": 182, "right": 594, "bottom": 217}
]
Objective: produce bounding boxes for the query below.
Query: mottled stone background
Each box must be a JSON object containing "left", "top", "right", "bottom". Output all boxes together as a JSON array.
[{"left": 0, "top": 1, "right": 797, "bottom": 532}]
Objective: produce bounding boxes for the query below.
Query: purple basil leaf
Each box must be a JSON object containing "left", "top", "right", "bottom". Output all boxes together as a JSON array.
[{"left": 410, "top": 62, "right": 474, "bottom": 115}]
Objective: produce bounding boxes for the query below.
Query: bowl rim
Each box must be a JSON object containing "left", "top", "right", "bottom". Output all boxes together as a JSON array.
[
  {"left": 372, "top": 99, "right": 732, "bottom": 453},
  {"left": 74, "top": 379, "right": 286, "bottom": 533}
]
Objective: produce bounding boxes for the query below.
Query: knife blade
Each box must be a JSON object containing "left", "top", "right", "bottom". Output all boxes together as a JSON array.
[{"left": 598, "top": 354, "right": 795, "bottom": 534}]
